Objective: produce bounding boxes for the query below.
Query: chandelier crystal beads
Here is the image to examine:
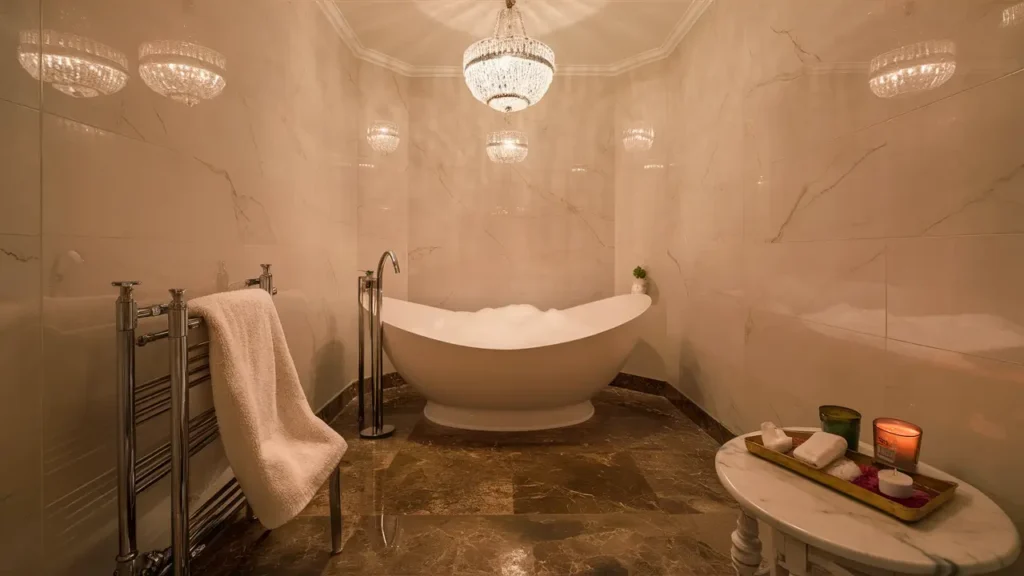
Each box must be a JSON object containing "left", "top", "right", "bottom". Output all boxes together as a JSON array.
[
  {"left": 138, "top": 40, "right": 227, "bottom": 106},
  {"left": 486, "top": 130, "right": 528, "bottom": 163},
  {"left": 367, "top": 121, "right": 400, "bottom": 154},
  {"left": 869, "top": 40, "right": 956, "bottom": 99},
  {"left": 1002, "top": 3, "right": 1024, "bottom": 27},
  {"left": 622, "top": 124, "right": 654, "bottom": 152},
  {"left": 464, "top": 0, "right": 555, "bottom": 113},
  {"left": 17, "top": 30, "right": 129, "bottom": 98}
]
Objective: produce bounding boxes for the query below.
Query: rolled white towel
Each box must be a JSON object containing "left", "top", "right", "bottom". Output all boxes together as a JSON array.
[
  {"left": 760, "top": 421, "right": 793, "bottom": 453},
  {"left": 823, "top": 457, "right": 862, "bottom": 482},
  {"left": 793, "top": 431, "right": 847, "bottom": 469}
]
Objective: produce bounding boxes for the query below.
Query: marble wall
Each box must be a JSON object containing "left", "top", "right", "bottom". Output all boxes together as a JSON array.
[
  {"left": 407, "top": 74, "right": 616, "bottom": 311},
  {"left": 358, "top": 62, "right": 409, "bottom": 300},
  {"left": 616, "top": 0, "right": 1024, "bottom": 545},
  {"left": 0, "top": 0, "right": 361, "bottom": 573}
]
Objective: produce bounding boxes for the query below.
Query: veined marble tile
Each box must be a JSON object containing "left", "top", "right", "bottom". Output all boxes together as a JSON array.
[
  {"left": 888, "top": 235, "right": 1024, "bottom": 366},
  {"left": 0, "top": 101, "right": 40, "bottom": 235},
  {"left": 743, "top": 309, "right": 888, "bottom": 438},
  {"left": 743, "top": 1, "right": 1024, "bottom": 165},
  {"left": 883, "top": 68, "right": 1024, "bottom": 237},
  {"left": 0, "top": 234, "right": 42, "bottom": 576},
  {"left": 884, "top": 338, "right": 1024, "bottom": 525},
  {"left": 745, "top": 239, "right": 886, "bottom": 336},
  {"left": 0, "top": 0, "right": 41, "bottom": 108},
  {"left": 41, "top": 113, "right": 254, "bottom": 242},
  {"left": 407, "top": 73, "right": 615, "bottom": 311},
  {"left": 744, "top": 126, "right": 889, "bottom": 243}
]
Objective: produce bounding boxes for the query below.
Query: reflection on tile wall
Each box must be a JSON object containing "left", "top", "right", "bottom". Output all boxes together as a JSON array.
[
  {"left": 616, "top": 0, "right": 1024, "bottom": 546},
  {"left": 1, "top": 0, "right": 360, "bottom": 572},
  {"left": 408, "top": 75, "right": 616, "bottom": 311}
]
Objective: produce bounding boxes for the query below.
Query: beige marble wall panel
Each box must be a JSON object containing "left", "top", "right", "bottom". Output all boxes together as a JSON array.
[
  {"left": 614, "top": 0, "right": 1024, "bottom": 547},
  {"left": 13, "top": 0, "right": 362, "bottom": 572}
]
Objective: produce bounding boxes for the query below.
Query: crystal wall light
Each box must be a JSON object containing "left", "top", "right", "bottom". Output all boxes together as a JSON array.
[
  {"left": 139, "top": 40, "right": 227, "bottom": 106},
  {"left": 367, "top": 121, "right": 400, "bottom": 155},
  {"left": 486, "top": 130, "right": 528, "bottom": 163},
  {"left": 17, "top": 30, "right": 129, "bottom": 98},
  {"left": 869, "top": 40, "right": 956, "bottom": 99}
]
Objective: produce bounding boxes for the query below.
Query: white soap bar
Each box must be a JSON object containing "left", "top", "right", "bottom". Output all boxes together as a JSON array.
[
  {"left": 792, "top": 431, "right": 847, "bottom": 469},
  {"left": 878, "top": 469, "right": 914, "bottom": 498}
]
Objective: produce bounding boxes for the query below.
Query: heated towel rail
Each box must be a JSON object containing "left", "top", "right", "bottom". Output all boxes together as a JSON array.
[{"left": 112, "top": 264, "right": 343, "bottom": 576}]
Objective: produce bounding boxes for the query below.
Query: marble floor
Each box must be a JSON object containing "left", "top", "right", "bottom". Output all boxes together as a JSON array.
[{"left": 193, "top": 386, "right": 740, "bottom": 576}]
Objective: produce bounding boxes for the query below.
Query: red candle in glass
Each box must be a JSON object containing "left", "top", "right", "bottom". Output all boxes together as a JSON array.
[{"left": 873, "top": 418, "right": 922, "bottom": 472}]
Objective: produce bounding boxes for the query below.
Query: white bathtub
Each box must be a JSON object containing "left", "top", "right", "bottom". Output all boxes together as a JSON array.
[{"left": 379, "top": 294, "right": 652, "bottom": 431}]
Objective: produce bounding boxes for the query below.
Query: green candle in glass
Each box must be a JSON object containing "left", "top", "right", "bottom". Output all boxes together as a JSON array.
[{"left": 819, "top": 405, "right": 861, "bottom": 452}]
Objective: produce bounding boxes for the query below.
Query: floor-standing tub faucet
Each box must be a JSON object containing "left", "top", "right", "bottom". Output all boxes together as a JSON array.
[{"left": 361, "top": 250, "right": 400, "bottom": 439}]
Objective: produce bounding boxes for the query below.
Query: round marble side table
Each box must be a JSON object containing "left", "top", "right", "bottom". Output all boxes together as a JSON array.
[{"left": 715, "top": 428, "right": 1020, "bottom": 576}]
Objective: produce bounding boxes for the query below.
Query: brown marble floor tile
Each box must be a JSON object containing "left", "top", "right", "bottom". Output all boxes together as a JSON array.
[
  {"left": 329, "top": 514, "right": 733, "bottom": 576},
  {"left": 195, "top": 385, "right": 739, "bottom": 576},
  {"left": 630, "top": 450, "right": 738, "bottom": 514},
  {"left": 530, "top": 515, "right": 733, "bottom": 576},
  {"left": 327, "top": 515, "right": 534, "bottom": 575},
  {"left": 191, "top": 514, "right": 348, "bottom": 576},
  {"left": 383, "top": 445, "right": 516, "bottom": 515},
  {"left": 405, "top": 390, "right": 714, "bottom": 455},
  {"left": 512, "top": 451, "right": 662, "bottom": 514},
  {"left": 592, "top": 387, "right": 687, "bottom": 420}
]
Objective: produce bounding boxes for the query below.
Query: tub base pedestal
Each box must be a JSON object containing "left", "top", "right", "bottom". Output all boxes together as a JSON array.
[{"left": 422, "top": 400, "right": 595, "bottom": 431}]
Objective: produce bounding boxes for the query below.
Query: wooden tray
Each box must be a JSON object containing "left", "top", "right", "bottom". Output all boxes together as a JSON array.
[{"left": 745, "top": 431, "right": 958, "bottom": 522}]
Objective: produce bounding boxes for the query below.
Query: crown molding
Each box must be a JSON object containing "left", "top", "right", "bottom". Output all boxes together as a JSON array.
[{"left": 316, "top": 0, "right": 713, "bottom": 78}]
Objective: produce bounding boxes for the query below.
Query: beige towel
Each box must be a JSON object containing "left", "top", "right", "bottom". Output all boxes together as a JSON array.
[{"left": 190, "top": 289, "right": 346, "bottom": 529}]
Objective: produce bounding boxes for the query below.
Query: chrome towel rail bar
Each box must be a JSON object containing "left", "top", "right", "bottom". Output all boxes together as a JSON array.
[{"left": 112, "top": 264, "right": 341, "bottom": 576}]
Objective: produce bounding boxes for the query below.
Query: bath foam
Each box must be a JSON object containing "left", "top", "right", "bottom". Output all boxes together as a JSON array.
[{"left": 430, "top": 304, "right": 592, "bottom": 349}]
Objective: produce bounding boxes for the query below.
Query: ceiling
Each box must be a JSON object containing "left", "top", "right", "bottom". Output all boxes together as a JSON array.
[{"left": 319, "top": 0, "right": 712, "bottom": 76}]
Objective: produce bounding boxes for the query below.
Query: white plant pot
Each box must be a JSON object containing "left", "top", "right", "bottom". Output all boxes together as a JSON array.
[{"left": 631, "top": 278, "right": 647, "bottom": 294}]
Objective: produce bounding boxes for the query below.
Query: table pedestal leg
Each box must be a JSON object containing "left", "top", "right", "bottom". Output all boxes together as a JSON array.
[{"left": 731, "top": 511, "right": 763, "bottom": 576}]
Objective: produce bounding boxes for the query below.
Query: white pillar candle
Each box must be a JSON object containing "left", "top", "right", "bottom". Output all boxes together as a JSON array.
[{"left": 878, "top": 469, "right": 914, "bottom": 498}]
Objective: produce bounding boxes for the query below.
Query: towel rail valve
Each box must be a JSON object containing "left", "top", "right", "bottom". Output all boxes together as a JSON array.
[{"left": 245, "top": 263, "right": 277, "bottom": 295}]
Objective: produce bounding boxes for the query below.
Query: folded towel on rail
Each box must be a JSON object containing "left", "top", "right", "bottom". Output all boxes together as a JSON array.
[{"left": 190, "top": 289, "right": 347, "bottom": 530}]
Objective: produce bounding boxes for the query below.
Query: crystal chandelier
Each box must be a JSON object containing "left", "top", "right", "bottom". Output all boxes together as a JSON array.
[
  {"left": 1002, "top": 3, "right": 1024, "bottom": 27},
  {"left": 464, "top": 0, "right": 555, "bottom": 113},
  {"left": 367, "top": 121, "right": 400, "bottom": 155},
  {"left": 622, "top": 124, "right": 654, "bottom": 152},
  {"left": 138, "top": 40, "right": 227, "bottom": 106},
  {"left": 869, "top": 40, "right": 956, "bottom": 99},
  {"left": 486, "top": 130, "right": 528, "bottom": 164},
  {"left": 17, "top": 30, "right": 129, "bottom": 98}
]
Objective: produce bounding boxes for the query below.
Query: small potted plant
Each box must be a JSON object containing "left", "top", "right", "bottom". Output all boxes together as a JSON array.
[{"left": 631, "top": 266, "right": 648, "bottom": 294}]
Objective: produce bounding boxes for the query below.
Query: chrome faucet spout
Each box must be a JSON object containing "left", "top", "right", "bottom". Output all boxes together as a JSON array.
[{"left": 377, "top": 250, "right": 400, "bottom": 277}]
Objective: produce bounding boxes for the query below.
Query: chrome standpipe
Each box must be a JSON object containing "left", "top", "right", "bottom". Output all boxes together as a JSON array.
[
  {"left": 113, "top": 281, "right": 140, "bottom": 576},
  {"left": 357, "top": 272, "right": 373, "bottom": 433},
  {"left": 359, "top": 251, "right": 400, "bottom": 439},
  {"left": 167, "top": 289, "right": 190, "bottom": 576}
]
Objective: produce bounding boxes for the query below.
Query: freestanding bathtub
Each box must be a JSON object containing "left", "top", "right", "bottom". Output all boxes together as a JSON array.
[{"left": 380, "top": 294, "right": 652, "bottom": 431}]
